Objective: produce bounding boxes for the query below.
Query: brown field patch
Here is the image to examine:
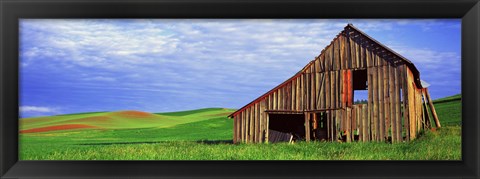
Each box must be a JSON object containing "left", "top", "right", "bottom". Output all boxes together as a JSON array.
[
  {"left": 111, "top": 110, "right": 156, "bottom": 118},
  {"left": 20, "top": 124, "right": 98, "bottom": 134}
]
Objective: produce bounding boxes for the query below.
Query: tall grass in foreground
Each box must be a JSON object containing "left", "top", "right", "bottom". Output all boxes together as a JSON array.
[{"left": 20, "top": 126, "right": 460, "bottom": 160}]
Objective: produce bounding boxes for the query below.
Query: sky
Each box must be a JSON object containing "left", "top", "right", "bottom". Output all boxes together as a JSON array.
[{"left": 19, "top": 19, "right": 461, "bottom": 118}]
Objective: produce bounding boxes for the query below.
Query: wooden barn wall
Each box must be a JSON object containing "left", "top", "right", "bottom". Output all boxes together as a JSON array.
[{"left": 233, "top": 27, "right": 425, "bottom": 144}]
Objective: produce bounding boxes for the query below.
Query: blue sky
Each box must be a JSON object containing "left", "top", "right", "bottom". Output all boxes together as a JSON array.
[{"left": 19, "top": 19, "right": 461, "bottom": 118}]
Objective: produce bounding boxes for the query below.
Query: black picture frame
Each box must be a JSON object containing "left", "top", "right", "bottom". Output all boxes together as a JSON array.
[{"left": 1, "top": 0, "right": 479, "bottom": 178}]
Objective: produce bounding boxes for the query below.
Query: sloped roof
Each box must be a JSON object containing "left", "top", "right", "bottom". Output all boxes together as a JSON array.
[{"left": 228, "top": 24, "right": 424, "bottom": 118}]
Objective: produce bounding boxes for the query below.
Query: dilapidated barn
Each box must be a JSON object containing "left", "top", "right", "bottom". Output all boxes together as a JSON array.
[{"left": 228, "top": 24, "right": 441, "bottom": 144}]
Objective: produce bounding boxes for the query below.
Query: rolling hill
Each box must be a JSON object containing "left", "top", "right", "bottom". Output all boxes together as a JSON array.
[{"left": 20, "top": 108, "right": 235, "bottom": 133}]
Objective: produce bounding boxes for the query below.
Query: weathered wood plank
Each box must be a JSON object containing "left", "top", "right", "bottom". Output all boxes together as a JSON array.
[
  {"left": 233, "top": 116, "right": 237, "bottom": 143},
  {"left": 402, "top": 65, "right": 410, "bottom": 141},
  {"left": 358, "top": 105, "right": 362, "bottom": 141},
  {"left": 367, "top": 53, "right": 373, "bottom": 141},
  {"left": 339, "top": 35, "right": 345, "bottom": 70},
  {"left": 330, "top": 71, "right": 335, "bottom": 109},
  {"left": 384, "top": 64, "right": 390, "bottom": 140},
  {"left": 304, "top": 72, "right": 309, "bottom": 110},
  {"left": 260, "top": 100, "right": 265, "bottom": 142},
  {"left": 329, "top": 111, "right": 334, "bottom": 141},
  {"left": 316, "top": 73, "right": 320, "bottom": 109},
  {"left": 300, "top": 73, "right": 306, "bottom": 110},
  {"left": 378, "top": 63, "right": 385, "bottom": 141},
  {"left": 390, "top": 65, "right": 397, "bottom": 143},
  {"left": 345, "top": 34, "right": 351, "bottom": 69},
  {"left": 273, "top": 91, "right": 277, "bottom": 110},
  {"left": 266, "top": 112, "right": 269, "bottom": 143},
  {"left": 421, "top": 89, "right": 431, "bottom": 128},
  {"left": 250, "top": 107, "right": 254, "bottom": 143},
  {"left": 305, "top": 113, "right": 311, "bottom": 142},
  {"left": 255, "top": 102, "right": 261, "bottom": 143},
  {"left": 346, "top": 107, "right": 351, "bottom": 142},
  {"left": 332, "top": 36, "right": 340, "bottom": 71},
  {"left": 362, "top": 104, "right": 368, "bottom": 142},
  {"left": 341, "top": 70, "right": 346, "bottom": 107},
  {"left": 333, "top": 71, "right": 337, "bottom": 109},
  {"left": 245, "top": 109, "right": 249, "bottom": 143},
  {"left": 348, "top": 70, "right": 353, "bottom": 106},
  {"left": 279, "top": 88, "right": 283, "bottom": 110},
  {"left": 312, "top": 72, "right": 316, "bottom": 111},
  {"left": 352, "top": 106, "right": 356, "bottom": 141},
  {"left": 296, "top": 77, "right": 301, "bottom": 111},
  {"left": 267, "top": 95, "right": 271, "bottom": 110},
  {"left": 372, "top": 65, "right": 379, "bottom": 141},
  {"left": 325, "top": 72, "right": 331, "bottom": 109},
  {"left": 355, "top": 36, "right": 361, "bottom": 69},
  {"left": 395, "top": 67, "right": 402, "bottom": 142},
  {"left": 425, "top": 88, "right": 441, "bottom": 128},
  {"left": 319, "top": 73, "right": 325, "bottom": 109}
]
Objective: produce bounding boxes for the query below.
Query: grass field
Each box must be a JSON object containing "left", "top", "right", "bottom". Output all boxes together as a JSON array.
[{"left": 19, "top": 95, "right": 461, "bottom": 160}]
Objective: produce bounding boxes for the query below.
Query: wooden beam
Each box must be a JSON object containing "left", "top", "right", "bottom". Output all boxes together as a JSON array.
[
  {"left": 372, "top": 65, "right": 379, "bottom": 141},
  {"left": 395, "top": 67, "right": 402, "bottom": 142},
  {"left": 421, "top": 89, "right": 431, "bottom": 129},
  {"left": 266, "top": 113, "right": 269, "bottom": 143},
  {"left": 390, "top": 65, "right": 396, "bottom": 143},
  {"left": 425, "top": 88, "right": 441, "bottom": 128},
  {"left": 378, "top": 61, "right": 385, "bottom": 141},
  {"left": 367, "top": 68, "right": 373, "bottom": 142},
  {"left": 305, "top": 112, "right": 311, "bottom": 142},
  {"left": 402, "top": 65, "right": 410, "bottom": 141},
  {"left": 362, "top": 104, "right": 368, "bottom": 142},
  {"left": 252, "top": 106, "right": 256, "bottom": 143},
  {"left": 384, "top": 64, "right": 391, "bottom": 141},
  {"left": 346, "top": 107, "right": 351, "bottom": 142}
]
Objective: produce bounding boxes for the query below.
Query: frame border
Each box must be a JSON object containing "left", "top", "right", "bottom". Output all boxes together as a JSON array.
[{"left": 1, "top": 0, "right": 479, "bottom": 178}]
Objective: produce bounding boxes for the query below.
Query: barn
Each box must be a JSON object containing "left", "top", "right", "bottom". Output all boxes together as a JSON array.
[{"left": 228, "top": 24, "right": 441, "bottom": 144}]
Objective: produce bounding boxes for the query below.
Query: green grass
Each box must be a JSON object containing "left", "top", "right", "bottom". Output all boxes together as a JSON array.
[
  {"left": 20, "top": 126, "right": 460, "bottom": 160},
  {"left": 19, "top": 94, "right": 461, "bottom": 160}
]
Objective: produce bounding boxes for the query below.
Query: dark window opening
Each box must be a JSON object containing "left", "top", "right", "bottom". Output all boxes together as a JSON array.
[
  {"left": 353, "top": 69, "right": 368, "bottom": 104},
  {"left": 353, "top": 69, "right": 368, "bottom": 90}
]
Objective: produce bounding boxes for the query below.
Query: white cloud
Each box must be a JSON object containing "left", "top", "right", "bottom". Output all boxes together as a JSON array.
[
  {"left": 20, "top": 106, "right": 58, "bottom": 113},
  {"left": 82, "top": 76, "right": 117, "bottom": 82}
]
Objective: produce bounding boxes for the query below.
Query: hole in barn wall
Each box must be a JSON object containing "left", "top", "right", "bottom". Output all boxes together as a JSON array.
[{"left": 353, "top": 69, "right": 368, "bottom": 104}]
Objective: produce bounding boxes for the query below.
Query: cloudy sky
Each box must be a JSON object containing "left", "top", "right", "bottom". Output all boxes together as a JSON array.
[{"left": 19, "top": 19, "right": 461, "bottom": 118}]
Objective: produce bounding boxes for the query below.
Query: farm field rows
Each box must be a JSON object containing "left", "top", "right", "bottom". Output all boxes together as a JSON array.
[{"left": 19, "top": 95, "right": 461, "bottom": 160}]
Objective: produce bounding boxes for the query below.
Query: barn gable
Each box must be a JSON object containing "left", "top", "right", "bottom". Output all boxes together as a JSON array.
[{"left": 229, "top": 24, "right": 440, "bottom": 144}]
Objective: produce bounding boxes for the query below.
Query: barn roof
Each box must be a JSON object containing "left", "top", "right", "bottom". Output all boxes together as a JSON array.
[{"left": 228, "top": 24, "right": 425, "bottom": 118}]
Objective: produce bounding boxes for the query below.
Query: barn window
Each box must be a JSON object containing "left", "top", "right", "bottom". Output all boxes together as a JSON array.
[{"left": 353, "top": 69, "right": 368, "bottom": 104}]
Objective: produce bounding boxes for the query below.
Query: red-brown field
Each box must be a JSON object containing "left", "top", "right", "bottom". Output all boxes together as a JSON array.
[
  {"left": 111, "top": 110, "right": 156, "bottom": 118},
  {"left": 20, "top": 124, "right": 99, "bottom": 134}
]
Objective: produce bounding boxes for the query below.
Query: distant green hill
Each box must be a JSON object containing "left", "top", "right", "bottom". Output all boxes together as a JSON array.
[
  {"left": 20, "top": 108, "right": 235, "bottom": 133},
  {"left": 432, "top": 94, "right": 461, "bottom": 126},
  {"left": 433, "top": 94, "right": 461, "bottom": 104}
]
